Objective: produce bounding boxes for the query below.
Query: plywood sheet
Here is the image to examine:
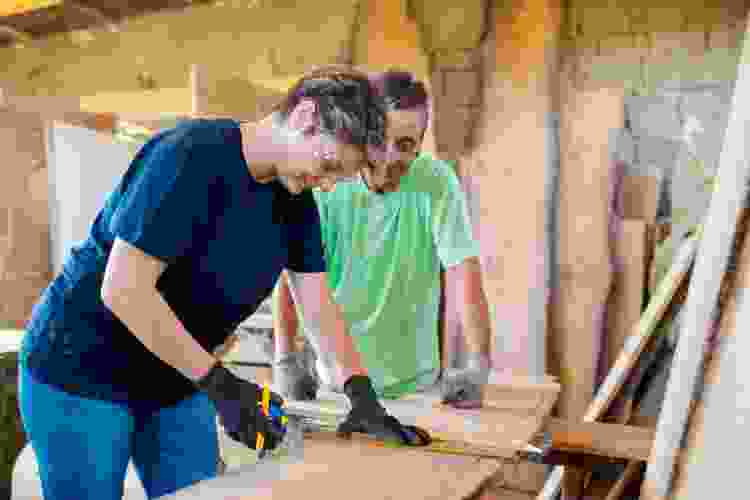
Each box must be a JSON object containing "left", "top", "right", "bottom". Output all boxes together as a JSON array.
[{"left": 167, "top": 432, "right": 500, "bottom": 500}]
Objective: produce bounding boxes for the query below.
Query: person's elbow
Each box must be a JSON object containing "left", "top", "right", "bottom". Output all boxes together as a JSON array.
[{"left": 101, "top": 238, "right": 164, "bottom": 315}]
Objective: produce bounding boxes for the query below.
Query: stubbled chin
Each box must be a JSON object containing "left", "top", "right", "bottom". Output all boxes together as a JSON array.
[{"left": 381, "top": 181, "right": 400, "bottom": 193}]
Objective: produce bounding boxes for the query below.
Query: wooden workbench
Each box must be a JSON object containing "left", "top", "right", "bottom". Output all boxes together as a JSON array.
[{"left": 164, "top": 377, "right": 655, "bottom": 499}]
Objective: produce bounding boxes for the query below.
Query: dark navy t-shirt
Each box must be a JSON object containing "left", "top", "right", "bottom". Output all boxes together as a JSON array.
[{"left": 21, "top": 118, "right": 326, "bottom": 412}]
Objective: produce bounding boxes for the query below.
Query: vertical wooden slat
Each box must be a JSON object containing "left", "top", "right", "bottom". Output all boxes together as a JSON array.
[{"left": 190, "top": 64, "right": 209, "bottom": 118}]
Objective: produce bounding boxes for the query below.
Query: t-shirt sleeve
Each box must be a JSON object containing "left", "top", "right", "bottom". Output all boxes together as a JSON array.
[
  {"left": 108, "top": 125, "right": 220, "bottom": 264},
  {"left": 286, "top": 190, "right": 327, "bottom": 274},
  {"left": 426, "top": 157, "right": 481, "bottom": 268}
]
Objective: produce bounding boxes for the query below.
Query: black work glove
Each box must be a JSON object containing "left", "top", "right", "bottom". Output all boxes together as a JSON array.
[
  {"left": 196, "top": 363, "right": 286, "bottom": 452},
  {"left": 337, "top": 375, "right": 432, "bottom": 446}
]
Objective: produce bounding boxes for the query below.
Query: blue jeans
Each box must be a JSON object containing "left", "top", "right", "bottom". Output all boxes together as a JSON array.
[{"left": 18, "top": 361, "right": 219, "bottom": 500}]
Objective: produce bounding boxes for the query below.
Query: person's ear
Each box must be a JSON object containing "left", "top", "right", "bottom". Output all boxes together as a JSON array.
[{"left": 287, "top": 98, "right": 318, "bottom": 135}]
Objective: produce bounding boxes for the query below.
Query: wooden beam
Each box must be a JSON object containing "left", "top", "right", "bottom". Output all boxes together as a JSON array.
[
  {"left": 65, "top": 0, "right": 119, "bottom": 32},
  {"left": 0, "top": 0, "right": 62, "bottom": 16},
  {"left": 0, "top": 89, "right": 115, "bottom": 132},
  {"left": 642, "top": 15, "right": 750, "bottom": 500},
  {"left": 540, "top": 418, "right": 655, "bottom": 462},
  {"left": 190, "top": 64, "right": 209, "bottom": 117},
  {"left": 0, "top": 25, "right": 32, "bottom": 44}
]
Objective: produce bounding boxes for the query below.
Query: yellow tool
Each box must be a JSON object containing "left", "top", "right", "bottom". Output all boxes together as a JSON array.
[
  {"left": 256, "top": 384, "right": 290, "bottom": 458},
  {"left": 256, "top": 384, "right": 271, "bottom": 450}
]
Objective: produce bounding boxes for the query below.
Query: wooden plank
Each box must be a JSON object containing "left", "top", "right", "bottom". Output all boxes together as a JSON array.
[
  {"left": 606, "top": 219, "right": 649, "bottom": 373},
  {"left": 166, "top": 432, "right": 500, "bottom": 500},
  {"left": 538, "top": 234, "right": 698, "bottom": 500},
  {"left": 605, "top": 461, "right": 643, "bottom": 500},
  {"left": 542, "top": 419, "right": 654, "bottom": 461},
  {"left": 620, "top": 175, "right": 659, "bottom": 223},
  {"left": 584, "top": 475, "right": 618, "bottom": 500},
  {"left": 641, "top": 17, "right": 750, "bottom": 500},
  {"left": 552, "top": 83, "right": 624, "bottom": 423}
]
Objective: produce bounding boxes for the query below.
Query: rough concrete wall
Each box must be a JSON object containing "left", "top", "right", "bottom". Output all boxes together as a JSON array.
[{"left": 589, "top": 4, "right": 750, "bottom": 247}]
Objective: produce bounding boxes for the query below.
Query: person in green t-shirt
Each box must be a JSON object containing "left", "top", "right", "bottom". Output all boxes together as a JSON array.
[{"left": 272, "top": 69, "right": 493, "bottom": 407}]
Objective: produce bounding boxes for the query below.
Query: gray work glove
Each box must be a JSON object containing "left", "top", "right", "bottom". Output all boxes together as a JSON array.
[
  {"left": 273, "top": 351, "right": 318, "bottom": 401},
  {"left": 440, "top": 351, "right": 491, "bottom": 409}
]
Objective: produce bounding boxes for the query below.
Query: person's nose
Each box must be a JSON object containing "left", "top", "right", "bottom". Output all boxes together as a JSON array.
[{"left": 385, "top": 144, "right": 402, "bottom": 166}]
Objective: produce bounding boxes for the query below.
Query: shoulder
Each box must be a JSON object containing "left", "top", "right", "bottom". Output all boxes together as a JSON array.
[
  {"left": 137, "top": 119, "right": 240, "bottom": 182},
  {"left": 314, "top": 180, "right": 366, "bottom": 206},
  {"left": 407, "top": 153, "right": 456, "bottom": 182},
  {"left": 406, "top": 153, "right": 461, "bottom": 195},
  {"left": 157, "top": 118, "right": 240, "bottom": 154}
]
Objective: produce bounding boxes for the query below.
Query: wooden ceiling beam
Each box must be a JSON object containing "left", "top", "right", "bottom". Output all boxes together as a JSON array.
[
  {"left": 0, "top": 24, "right": 33, "bottom": 43},
  {"left": 64, "top": 0, "right": 119, "bottom": 32}
]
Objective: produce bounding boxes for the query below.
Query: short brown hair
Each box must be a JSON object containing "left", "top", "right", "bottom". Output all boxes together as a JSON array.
[
  {"left": 369, "top": 68, "right": 429, "bottom": 127},
  {"left": 273, "top": 65, "right": 387, "bottom": 150}
]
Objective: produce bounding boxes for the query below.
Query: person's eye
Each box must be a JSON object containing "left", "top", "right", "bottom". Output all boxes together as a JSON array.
[
  {"left": 321, "top": 161, "right": 340, "bottom": 173},
  {"left": 396, "top": 138, "right": 416, "bottom": 152}
]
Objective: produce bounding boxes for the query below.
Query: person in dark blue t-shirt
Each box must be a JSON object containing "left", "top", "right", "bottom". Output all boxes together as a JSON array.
[{"left": 18, "top": 66, "right": 429, "bottom": 500}]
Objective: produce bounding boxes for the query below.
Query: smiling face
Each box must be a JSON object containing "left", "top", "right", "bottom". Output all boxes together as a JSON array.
[
  {"left": 361, "top": 108, "right": 426, "bottom": 194},
  {"left": 270, "top": 98, "right": 372, "bottom": 195},
  {"left": 278, "top": 133, "right": 368, "bottom": 194}
]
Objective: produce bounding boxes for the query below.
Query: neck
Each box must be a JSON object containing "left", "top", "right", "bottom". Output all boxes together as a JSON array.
[{"left": 239, "top": 116, "right": 289, "bottom": 182}]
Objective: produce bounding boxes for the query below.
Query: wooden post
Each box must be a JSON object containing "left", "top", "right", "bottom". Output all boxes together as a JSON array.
[{"left": 190, "top": 64, "right": 209, "bottom": 118}]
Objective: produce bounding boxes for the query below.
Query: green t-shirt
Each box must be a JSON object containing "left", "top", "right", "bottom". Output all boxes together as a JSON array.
[{"left": 286, "top": 153, "right": 480, "bottom": 398}]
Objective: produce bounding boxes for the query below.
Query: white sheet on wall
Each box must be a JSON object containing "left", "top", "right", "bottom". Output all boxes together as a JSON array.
[{"left": 46, "top": 123, "right": 132, "bottom": 275}]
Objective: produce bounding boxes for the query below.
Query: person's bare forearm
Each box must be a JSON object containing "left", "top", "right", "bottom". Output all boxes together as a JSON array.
[
  {"left": 446, "top": 257, "right": 492, "bottom": 356},
  {"left": 101, "top": 238, "right": 216, "bottom": 382},
  {"left": 103, "top": 286, "right": 216, "bottom": 381},
  {"left": 273, "top": 271, "right": 299, "bottom": 356},
  {"left": 285, "top": 271, "right": 367, "bottom": 385}
]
